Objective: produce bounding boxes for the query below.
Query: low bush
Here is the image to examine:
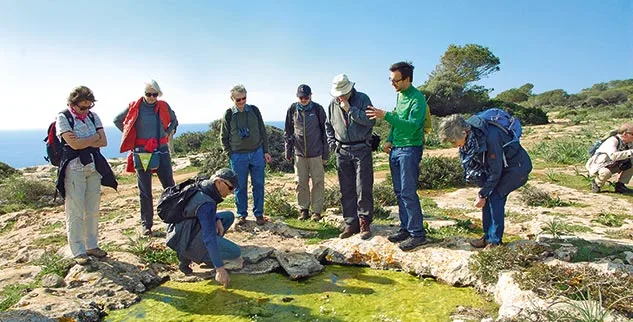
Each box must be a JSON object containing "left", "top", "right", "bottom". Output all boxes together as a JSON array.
[
  {"left": 264, "top": 189, "right": 298, "bottom": 218},
  {"left": 418, "top": 156, "right": 465, "bottom": 190},
  {"left": 0, "top": 162, "right": 18, "bottom": 182},
  {"left": 470, "top": 243, "right": 549, "bottom": 284},
  {"left": 373, "top": 181, "right": 397, "bottom": 207},
  {"left": 0, "top": 176, "right": 58, "bottom": 214},
  {"left": 529, "top": 139, "right": 588, "bottom": 165},
  {"left": 519, "top": 185, "right": 571, "bottom": 208}
]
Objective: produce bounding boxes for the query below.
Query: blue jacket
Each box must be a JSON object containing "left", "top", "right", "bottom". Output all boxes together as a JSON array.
[{"left": 464, "top": 116, "right": 532, "bottom": 197}]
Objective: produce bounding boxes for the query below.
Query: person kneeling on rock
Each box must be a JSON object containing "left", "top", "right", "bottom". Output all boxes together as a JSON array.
[{"left": 166, "top": 168, "right": 242, "bottom": 287}]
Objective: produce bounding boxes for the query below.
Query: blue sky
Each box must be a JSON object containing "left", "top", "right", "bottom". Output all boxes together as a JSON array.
[{"left": 0, "top": 0, "right": 631, "bottom": 130}]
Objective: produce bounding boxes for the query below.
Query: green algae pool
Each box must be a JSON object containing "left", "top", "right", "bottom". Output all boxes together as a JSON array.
[{"left": 106, "top": 266, "right": 497, "bottom": 322}]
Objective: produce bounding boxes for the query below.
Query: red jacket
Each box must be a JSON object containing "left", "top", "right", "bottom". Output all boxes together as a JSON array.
[{"left": 119, "top": 97, "right": 172, "bottom": 153}]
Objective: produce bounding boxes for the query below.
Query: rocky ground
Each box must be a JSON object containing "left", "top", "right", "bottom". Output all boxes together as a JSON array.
[{"left": 1, "top": 129, "right": 633, "bottom": 321}]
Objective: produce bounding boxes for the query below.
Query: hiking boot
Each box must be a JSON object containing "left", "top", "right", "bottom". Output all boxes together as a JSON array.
[
  {"left": 311, "top": 213, "right": 322, "bottom": 221},
  {"left": 142, "top": 227, "right": 152, "bottom": 236},
  {"left": 591, "top": 180, "right": 601, "bottom": 193},
  {"left": 178, "top": 263, "right": 193, "bottom": 275},
  {"left": 86, "top": 248, "right": 107, "bottom": 258},
  {"left": 74, "top": 254, "right": 91, "bottom": 265},
  {"left": 256, "top": 216, "right": 266, "bottom": 226},
  {"left": 359, "top": 218, "right": 372, "bottom": 240},
  {"left": 485, "top": 242, "right": 503, "bottom": 249},
  {"left": 237, "top": 216, "right": 248, "bottom": 225},
  {"left": 398, "top": 236, "right": 428, "bottom": 251},
  {"left": 338, "top": 225, "right": 359, "bottom": 239},
  {"left": 388, "top": 230, "right": 410, "bottom": 243},
  {"left": 615, "top": 182, "right": 633, "bottom": 194},
  {"left": 469, "top": 237, "right": 488, "bottom": 249},
  {"left": 299, "top": 209, "right": 310, "bottom": 220}
]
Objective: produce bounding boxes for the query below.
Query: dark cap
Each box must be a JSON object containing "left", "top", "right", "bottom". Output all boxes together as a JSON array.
[
  {"left": 214, "top": 168, "right": 238, "bottom": 188},
  {"left": 296, "top": 84, "right": 312, "bottom": 97}
]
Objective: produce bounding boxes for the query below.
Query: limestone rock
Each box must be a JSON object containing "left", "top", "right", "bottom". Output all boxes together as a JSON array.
[
  {"left": 40, "top": 274, "right": 64, "bottom": 288},
  {"left": 275, "top": 250, "right": 324, "bottom": 280},
  {"left": 624, "top": 251, "right": 633, "bottom": 265},
  {"left": 553, "top": 244, "right": 577, "bottom": 262},
  {"left": 322, "top": 236, "right": 475, "bottom": 286},
  {"left": 494, "top": 271, "right": 548, "bottom": 320},
  {"left": 235, "top": 258, "right": 280, "bottom": 275},
  {"left": 241, "top": 246, "right": 275, "bottom": 264},
  {"left": 0, "top": 265, "right": 41, "bottom": 290}
]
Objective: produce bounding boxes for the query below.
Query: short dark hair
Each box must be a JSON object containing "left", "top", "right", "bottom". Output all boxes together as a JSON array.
[
  {"left": 389, "top": 61, "right": 414, "bottom": 83},
  {"left": 67, "top": 86, "right": 96, "bottom": 106}
]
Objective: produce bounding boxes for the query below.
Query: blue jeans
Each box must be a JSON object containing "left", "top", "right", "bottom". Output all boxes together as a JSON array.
[
  {"left": 390, "top": 146, "right": 425, "bottom": 238},
  {"left": 201, "top": 211, "right": 241, "bottom": 263},
  {"left": 483, "top": 161, "right": 531, "bottom": 244},
  {"left": 135, "top": 147, "right": 175, "bottom": 230},
  {"left": 230, "top": 146, "right": 265, "bottom": 218}
]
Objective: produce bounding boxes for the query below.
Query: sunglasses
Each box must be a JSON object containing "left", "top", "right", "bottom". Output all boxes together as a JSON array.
[
  {"left": 145, "top": 92, "right": 159, "bottom": 98},
  {"left": 234, "top": 97, "right": 247, "bottom": 103},
  {"left": 76, "top": 103, "right": 95, "bottom": 110},
  {"left": 299, "top": 96, "right": 310, "bottom": 100}
]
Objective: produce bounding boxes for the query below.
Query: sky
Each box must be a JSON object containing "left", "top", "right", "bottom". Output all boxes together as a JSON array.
[{"left": 0, "top": 0, "right": 631, "bottom": 130}]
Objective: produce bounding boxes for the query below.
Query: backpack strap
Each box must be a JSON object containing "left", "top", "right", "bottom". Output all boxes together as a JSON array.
[{"left": 61, "top": 110, "right": 74, "bottom": 130}]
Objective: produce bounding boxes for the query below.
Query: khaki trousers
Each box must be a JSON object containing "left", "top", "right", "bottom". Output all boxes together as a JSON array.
[
  {"left": 295, "top": 156, "right": 325, "bottom": 214},
  {"left": 595, "top": 166, "right": 633, "bottom": 186},
  {"left": 64, "top": 167, "right": 101, "bottom": 256}
]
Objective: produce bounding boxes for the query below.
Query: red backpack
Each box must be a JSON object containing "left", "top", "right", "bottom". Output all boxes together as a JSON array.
[{"left": 44, "top": 110, "right": 95, "bottom": 166}]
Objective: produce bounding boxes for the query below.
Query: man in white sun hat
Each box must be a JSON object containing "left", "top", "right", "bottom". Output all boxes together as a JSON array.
[{"left": 325, "top": 74, "right": 375, "bottom": 240}]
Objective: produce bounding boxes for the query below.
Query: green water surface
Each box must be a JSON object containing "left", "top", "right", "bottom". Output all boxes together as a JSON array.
[{"left": 106, "top": 266, "right": 497, "bottom": 322}]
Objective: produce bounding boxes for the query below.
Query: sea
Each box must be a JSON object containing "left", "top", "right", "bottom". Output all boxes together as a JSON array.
[{"left": 0, "top": 121, "right": 285, "bottom": 169}]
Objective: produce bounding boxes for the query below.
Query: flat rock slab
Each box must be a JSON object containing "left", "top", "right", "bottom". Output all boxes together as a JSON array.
[
  {"left": 241, "top": 246, "right": 275, "bottom": 264},
  {"left": 274, "top": 250, "right": 324, "bottom": 280},
  {"left": 234, "top": 258, "right": 280, "bottom": 275}
]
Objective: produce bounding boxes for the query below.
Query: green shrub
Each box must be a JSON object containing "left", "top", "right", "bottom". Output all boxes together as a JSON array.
[
  {"left": 323, "top": 187, "right": 341, "bottom": 210},
  {"left": 592, "top": 213, "right": 629, "bottom": 228},
  {"left": 36, "top": 252, "right": 73, "bottom": 278},
  {"left": 127, "top": 236, "right": 178, "bottom": 265},
  {"left": 373, "top": 204, "right": 391, "bottom": 220},
  {"left": 529, "top": 139, "right": 588, "bottom": 165},
  {"left": 373, "top": 181, "right": 397, "bottom": 207},
  {"left": 0, "top": 176, "right": 58, "bottom": 214},
  {"left": 470, "top": 243, "right": 548, "bottom": 284},
  {"left": 264, "top": 189, "right": 298, "bottom": 218},
  {"left": 520, "top": 185, "right": 571, "bottom": 208},
  {"left": 0, "top": 283, "right": 33, "bottom": 311},
  {"left": 0, "top": 162, "right": 18, "bottom": 182},
  {"left": 418, "top": 156, "right": 465, "bottom": 190},
  {"left": 514, "top": 264, "right": 633, "bottom": 316},
  {"left": 540, "top": 218, "right": 570, "bottom": 239}
]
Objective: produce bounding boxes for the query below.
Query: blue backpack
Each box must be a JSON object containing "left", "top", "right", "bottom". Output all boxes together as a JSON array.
[{"left": 474, "top": 108, "right": 522, "bottom": 148}]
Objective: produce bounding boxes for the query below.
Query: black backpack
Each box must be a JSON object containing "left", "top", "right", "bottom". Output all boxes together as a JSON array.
[
  {"left": 157, "top": 176, "right": 208, "bottom": 224},
  {"left": 44, "top": 110, "right": 95, "bottom": 166}
]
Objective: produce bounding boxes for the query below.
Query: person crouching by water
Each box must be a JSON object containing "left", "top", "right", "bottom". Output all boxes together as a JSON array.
[
  {"left": 438, "top": 115, "right": 532, "bottom": 248},
  {"left": 166, "top": 169, "right": 242, "bottom": 287},
  {"left": 114, "top": 80, "right": 178, "bottom": 236},
  {"left": 57, "top": 86, "right": 118, "bottom": 265}
]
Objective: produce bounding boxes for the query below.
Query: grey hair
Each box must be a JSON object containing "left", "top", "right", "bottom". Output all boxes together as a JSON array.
[
  {"left": 144, "top": 80, "right": 163, "bottom": 97},
  {"left": 230, "top": 84, "right": 247, "bottom": 97},
  {"left": 438, "top": 115, "right": 471, "bottom": 143}
]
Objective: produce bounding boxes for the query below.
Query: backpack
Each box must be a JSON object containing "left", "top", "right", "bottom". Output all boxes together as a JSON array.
[
  {"left": 157, "top": 176, "right": 207, "bottom": 224},
  {"left": 474, "top": 108, "right": 522, "bottom": 148},
  {"left": 588, "top": 130, "right": 620, "bottom": 157},
  {"left": 44, "top": 110, "right": 95, "bottom": 166}
]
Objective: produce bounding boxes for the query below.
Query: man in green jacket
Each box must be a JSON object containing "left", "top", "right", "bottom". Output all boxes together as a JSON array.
[{"left": 366, "top": 61, "right": 428, "bottom": 251}]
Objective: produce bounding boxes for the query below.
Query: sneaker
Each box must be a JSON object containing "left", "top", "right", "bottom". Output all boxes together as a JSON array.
[
  {"left": 359, "top": 218, "right": 372, "bottom": 240},
  {"left": 142, "top": 227, "right": 152, "bottom": 236},
  {"left": 255, "top": 216, "right": 266, "bottom": 226},
  {"left": 388, "top": 230, "right": 410, "bottom": 243},
  {"left": 591, "top": 181, "right": 601, "bottom": 193},
  {"left": 398, "top": 236, "right": 428, "bottom": 251},
  {"left": 469, "top": 237, "right": 488, "bottom": 249},
  {"left": 178, "top": 263, "right": 193, "bottom": 275},
  {"left": 338, "top": 225, "right": 359, "bottom": 239},
  {"left": 299, "top": 209, "right": 310, "bottom": 220},
  {"left": 615, "top": 182, "right": 633, "bottom": 194},
  {"left": 86, "top": 248, "right": 108, "bottom": 258},
  {"left": 237, "top": 216, "right": 248, "bottom": 225},
  {"left": 311, "top": 213, "right": 322, "bottom": 221},
  {"left": 74, "top": 254, "right": 91, "bottom": 265}
]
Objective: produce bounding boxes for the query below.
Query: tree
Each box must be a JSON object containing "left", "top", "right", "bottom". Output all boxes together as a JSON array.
[
  {"left": 518, "top": 83, "right": 534, "bottom": 96},
  {"left": 431, "top": 44, "right": 500, "bottom": 86},
  {"left": 495, "top": 88, "right": 529, "bottom": 103}
]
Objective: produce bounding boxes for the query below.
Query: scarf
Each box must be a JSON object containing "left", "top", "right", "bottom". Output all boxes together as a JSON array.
[
  {"left": 296, "top": 101, "right": 313, "bottom": 112},
  {"left": 68, "top": 107, "right": 88, "bottom": 122}
]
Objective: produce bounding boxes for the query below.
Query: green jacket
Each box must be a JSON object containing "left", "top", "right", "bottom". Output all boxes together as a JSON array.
[
  {"left": 385, "top": 85, "right": 427, "bottom": 147},
  {"left": 220, "top": 104, "right": 269, "bottom": 156}
]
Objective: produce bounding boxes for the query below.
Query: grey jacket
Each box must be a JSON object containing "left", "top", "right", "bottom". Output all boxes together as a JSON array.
[
  {"left": 325, "top": 89, "right": 375, "bottom": 150},
  {"left": 284, "top": 102, "right": 329, "bottom": 160}
]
